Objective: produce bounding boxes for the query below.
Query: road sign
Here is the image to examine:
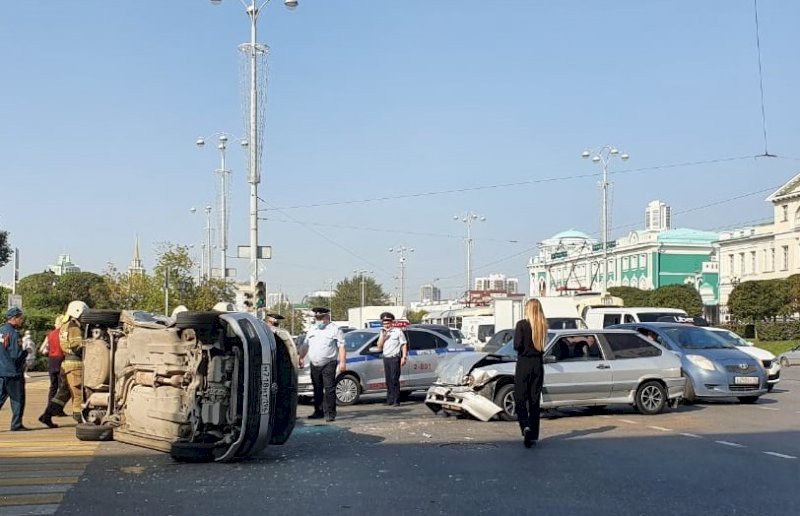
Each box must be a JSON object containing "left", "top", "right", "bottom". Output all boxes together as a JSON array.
[
  {"left": 212, "top": 268, "right": 237, "bottom": 279},
  {"left": 237, "top": 246, "right": 272, "bottom": 259},
  {"left": 7, "top": 294, "right": 22, "bottom": 310}
]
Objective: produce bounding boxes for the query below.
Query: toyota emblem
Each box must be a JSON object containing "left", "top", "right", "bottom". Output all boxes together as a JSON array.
[{"left": 738, "top": 363, "right": 749, "bottom": 370}]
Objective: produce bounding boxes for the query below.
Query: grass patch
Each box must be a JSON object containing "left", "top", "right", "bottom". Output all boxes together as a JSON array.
[{"left": 752, "top": 340, "right": 797, "bottom": 356}]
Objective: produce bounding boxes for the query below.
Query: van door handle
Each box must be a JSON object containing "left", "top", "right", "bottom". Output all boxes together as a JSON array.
[{"left": 596, "top": 364, "right": 611, "bottom": 369}]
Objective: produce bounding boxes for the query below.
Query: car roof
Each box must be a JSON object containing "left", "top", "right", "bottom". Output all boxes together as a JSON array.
[{"left": 549, "top": 328, "right": 640, "bottom": 336}]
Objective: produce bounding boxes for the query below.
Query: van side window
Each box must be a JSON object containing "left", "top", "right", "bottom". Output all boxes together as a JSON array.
[
  {"left": 602, "top": 314, "right": 621, "bottom": 327},
  {"left": 624, "top": 314, "right": 636, "bottom": 323}
]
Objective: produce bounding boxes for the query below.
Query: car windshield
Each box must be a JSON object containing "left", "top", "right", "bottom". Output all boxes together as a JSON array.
[
  {"left": 712, "top": 330, "right": 751, "bottom": 347},
  {"left": 343, "top": 330, "right": 377, "bottom": 352},
  {"left": 663, "top": 326, "right": 735, "bottom": 350},
  {"left": 637, "top": 312, "right": 685, "bottom": 322}
]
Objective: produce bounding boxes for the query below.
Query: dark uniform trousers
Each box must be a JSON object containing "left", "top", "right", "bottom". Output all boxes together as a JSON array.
[
  {"left": 0, "top": 376, "right": 26, "bottom": 430},
  {"left": 383, "top": 356, "right": 402, "bottom": 405},
  {"left": 310, "top": 361, "right": 337, "bottom": 418},
  {"left": 48, "top": 356, "right": 64, "bottom": 404},
  {"left": 514, "top": 355, "right": 544, "bottom": 440}
]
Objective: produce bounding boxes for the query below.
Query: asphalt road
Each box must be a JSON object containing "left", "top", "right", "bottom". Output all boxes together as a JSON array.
[{"left": 55, "top": 369, "right": 800, "bottom": 516}]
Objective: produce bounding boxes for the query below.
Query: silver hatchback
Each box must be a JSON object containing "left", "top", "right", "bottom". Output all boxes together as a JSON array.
[
  {"left": 425, "top": 329, "right": 685, "bottom": 421},
  {"left": 298, "top": 328, "right": 474, "bottom": 405}
]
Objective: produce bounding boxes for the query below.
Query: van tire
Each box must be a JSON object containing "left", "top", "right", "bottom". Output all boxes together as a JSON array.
[{"left": 75, "top": 423, "right": 114, "bottom": 442}]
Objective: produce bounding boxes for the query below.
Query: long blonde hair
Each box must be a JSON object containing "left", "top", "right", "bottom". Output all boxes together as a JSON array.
[{"left": 525, "top": 299, "right": 548, "bottom": 352}]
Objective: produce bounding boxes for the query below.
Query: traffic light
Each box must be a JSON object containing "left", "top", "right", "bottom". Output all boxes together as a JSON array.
[
  {"left": 243, "top": 292, "right": 253, "bottom": 309},
  {"left": 255, "top": 281, "right": 266, "bottom": 308}
]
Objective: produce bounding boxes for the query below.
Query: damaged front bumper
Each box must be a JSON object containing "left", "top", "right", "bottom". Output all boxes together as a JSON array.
[{"left": 425, "top": 384, "right": 501, "bottom": 422}]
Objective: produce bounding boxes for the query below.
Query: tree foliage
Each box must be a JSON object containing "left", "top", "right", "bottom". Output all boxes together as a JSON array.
[
  {"left": 607, "top": 287, "right": 653, "bottom": 307},
  {"left": 728, "top": 280, "right": 774, "bottom": 322},
  {"left": 650, "top": 284, "right": 704, "bottom": 317},
  {"left": 0, "top": 230, "right": 11, "bottom": 269},
  {"left": 267, "top": 301, "right": 307, "bottom": 335},
  {"left": 17, "top": 271, "right": 111, "bottom": 313},
  {"left": 406, "top": 309, "right": 428, "bottom": 324}
]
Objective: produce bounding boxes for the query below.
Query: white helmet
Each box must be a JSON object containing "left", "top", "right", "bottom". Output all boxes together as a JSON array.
[
  {"left": 65, "top": 301, "right": 89, "bottom": 321},
  {"left": 213, "top": 302, "right": 235, "bottom": 312},
  {"left": 171, "top": 305, "right": 188, "bottom": 318}
]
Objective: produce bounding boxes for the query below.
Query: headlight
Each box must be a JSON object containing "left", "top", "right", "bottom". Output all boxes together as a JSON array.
[
  {"left": 686, "top": 354, "right": 716, "bottom": 372},
  {"left": 468, "top": 370, "right": 492, "bottom": 388}
]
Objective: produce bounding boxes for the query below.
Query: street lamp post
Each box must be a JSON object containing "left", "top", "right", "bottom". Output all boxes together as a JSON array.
[
  {"left": 189, "top": 207, "right": 214, "bottom": 280},
  {"left": 353, "top": 269, "right": 372, "bottom": 328},
  {"left": 453, "top": 212, "right": 486, "bottom": 300},
  {"left": 581, "top": 145, "right": 630, "bottom": 293},
  {"left": 388, "top": 245, "right": 414, "bottom": 307},
  {"left": 210, "top": 0, "right": 299, "bottom": 298}
]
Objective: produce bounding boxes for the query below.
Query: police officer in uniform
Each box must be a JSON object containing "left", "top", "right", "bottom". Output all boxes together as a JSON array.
[
  {"left": 0, "top": 307, "right": 29, "bottom": 431},
  {"left": 299, "top": 307, "right": 345, "bottom": 422},
  {"left": 376, "top": 312, "right": 407, "bottom": 406},
  {"left": 39, "top": 301, "right": 88, "bottom": 428},
  {"left": 266, "top": 313, "right": 300, "bottom": 368}
]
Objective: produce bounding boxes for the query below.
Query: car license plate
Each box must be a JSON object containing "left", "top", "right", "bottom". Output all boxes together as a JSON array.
[
  {"left": 260, "top": 364, "right": 272, "bottom": 415},
  {"left": 734, "top": 376, "right": 759, "bottom": 385}
]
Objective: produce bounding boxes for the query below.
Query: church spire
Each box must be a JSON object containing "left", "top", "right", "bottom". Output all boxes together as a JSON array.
[{"left": 128, "top": 236, "right": 145, "bottom": 276}]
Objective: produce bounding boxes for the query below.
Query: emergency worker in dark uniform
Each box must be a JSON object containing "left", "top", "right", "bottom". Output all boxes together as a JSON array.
[
  {"left": 39, "top": 301, "right": 88, "bottom": 428},
  {"left": 513, "top": 298, "right": 547, "bottom": 448},
  {"left": 0, "top": 307, "right": 29, "bottom": 431}
]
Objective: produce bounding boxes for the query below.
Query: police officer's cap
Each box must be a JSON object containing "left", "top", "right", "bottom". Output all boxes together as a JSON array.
[
  {"left": 266, "top": 313, "right": 285, "bottom": 321},
  {"left": 311, "top": 307, "right": 331, "bottom": 315},
  {"left": 5, "top": 306, "right": 23, "bottom": 319},
  {"left": 380, "top": 312, "right": 395, "bottom": 321}
]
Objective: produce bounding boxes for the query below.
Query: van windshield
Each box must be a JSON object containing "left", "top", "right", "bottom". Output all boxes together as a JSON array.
[{"left": 637, "top": 312, "right": 685, "bottom": 322}]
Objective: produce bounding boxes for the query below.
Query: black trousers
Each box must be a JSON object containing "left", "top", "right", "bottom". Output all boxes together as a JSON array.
[
  {"left": 48, "top": 356, "right": 64, "bottom": 403},
  {"left": 310, "top": 361, "right": 337, "bottom": 418},
  {"left": 383, "top": 356, "right": 401, "bottom": 405},
  {"left": 0, "top": 376, "right": 25, "bottom": 430},
  {"left": 514, "top": 355, "right": 544, "bottom": 440}
]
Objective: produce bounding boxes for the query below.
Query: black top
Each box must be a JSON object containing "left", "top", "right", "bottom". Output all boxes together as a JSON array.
[{"left": 513, "top": 319, "right": 544, "bottom": 358}]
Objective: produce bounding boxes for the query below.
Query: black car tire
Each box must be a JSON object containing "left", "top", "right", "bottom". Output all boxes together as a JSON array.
[
  {"left": 779, "top": 357, "right": 789, "bottom": 367},
  {"left": 682, "top": 375, "right": 696, "bottom": 404},
  {"left": 175, "top": 311, "right": 220, "bottom": 330},
  {"left": 79, "top": 309, "right": 121, "bottom": 328},
  {"left": 75, "top": 423, "right": 114, "bottom": 442},
  {"left": 494, "top": 383, "right": 516, "bottom": 421},
  {"left": 635, "top": 380, "right": 667, "bottom": 415},
  {"left": 335, "top": 375, "right": 361, "bottom": 406},
  {"left": 170, "top": 441, "right": 217, "bottom": 463},
  {"left": 738, "top": 396, "right": 760, "bottom": 404}
]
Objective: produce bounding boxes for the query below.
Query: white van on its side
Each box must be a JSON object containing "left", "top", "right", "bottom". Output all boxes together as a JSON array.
[{"left": 584, "top": 307, "right": 687, "bottom": 329}]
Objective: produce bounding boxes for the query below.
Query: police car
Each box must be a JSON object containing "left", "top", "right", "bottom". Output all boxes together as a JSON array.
[{"left": 298, "top": 327, "right": 474, "bottom": 405}]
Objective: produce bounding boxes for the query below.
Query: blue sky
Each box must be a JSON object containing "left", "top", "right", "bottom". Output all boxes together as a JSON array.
[{"left": 1, "top": 1, "right": 799, "bottom": 302}]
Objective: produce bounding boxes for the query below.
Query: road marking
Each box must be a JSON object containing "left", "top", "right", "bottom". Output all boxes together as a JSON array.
[
  {"left": 715, "top": 440, "right": 746, "bottom": 448},
  {"left": 756, "top": 406, "right": 779, "bottom": 411},
  {"left": 0, "top": 493, "right": 64, "bottom": 507},
  {"left": 680, "top": 432, "right": 702, "bottom": 439},
  {"left": 763, "top": 452, "right": 797, "bottom": 460},
  {"left": 647, "top": 425, "right": 672, "bottom": 432},
  {"left": 618, "top": 419, "right": 638, "bottom": 425},
  {"left": 0, "top": 478, "right": 80, "bottom": 487}
]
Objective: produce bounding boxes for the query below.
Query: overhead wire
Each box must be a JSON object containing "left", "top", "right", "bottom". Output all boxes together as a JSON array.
[{"left": 753, "top": 0, "right": 774, "bottom": 157}]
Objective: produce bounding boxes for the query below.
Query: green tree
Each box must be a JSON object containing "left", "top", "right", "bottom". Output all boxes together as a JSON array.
[
  {"left": 0, "top": 230, "right": 11, "bottom": 268},
  {"left": 728, "top": 280, "right": 775, "bottom": 322},
  {"left": 325, "top": 275, "right": 389, "bottom": 321},
  {"left": 650, "top": 284, "right": 703, "bottom": 317},
  {"left": 406, "top": 309, "right": 428, "bottom": 324},
  {"left": 607, "top": 286, "right": 653, "bottom": 307},
  {"left": 266, "top": 301, "right": 306, "bottom": 335},
  {"left": 17, "top": 271, "right": 62, "bottom": 311},
  {"left": 783, "top": 275, "right": 800, "bottom": 316}
]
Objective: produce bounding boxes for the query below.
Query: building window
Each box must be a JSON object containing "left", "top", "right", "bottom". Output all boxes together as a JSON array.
[
  {"left": 728, "top": 254, "right": 734, "bottom": 275},
  {"left": 750, "top": 251, "right": 756, "bottom": 274},
  {"left": 640, "top": 253, "right": 647, "bottom": 268},
  {"left": 782, "top": 246, "right": 789, "bottom": 271},
  {"left": 623, "top": 257, "right": 629, "bottom": 270},
  {"left": 770, "top": 248, "right": 776, "bottom": 272},
  {"left": 739, "top": 252, "right": 745, "bottom": 276},
  {"left": 782, "top": 205, "right": 789, "bottom": 222}
]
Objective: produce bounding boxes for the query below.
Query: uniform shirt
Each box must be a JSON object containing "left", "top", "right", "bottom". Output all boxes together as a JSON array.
[
  {"left": 379, "top": 328, "right": 407, "bottom": 358},
  {"left": 60, "top": 319, "right": 84, "bottom": 373},
  {"left": 305, "top": 322, "right": 344, "bottom": 367},
  {"left": 0, "top": 322, "right": 25, "bottom": 377}
]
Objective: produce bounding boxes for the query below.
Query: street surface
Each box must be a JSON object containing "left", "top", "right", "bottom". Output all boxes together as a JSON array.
[{"left": 2, "top": 370, "right": 799, "bottom": 515}]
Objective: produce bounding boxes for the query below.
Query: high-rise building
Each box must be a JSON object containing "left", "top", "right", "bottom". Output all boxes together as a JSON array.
[
  {"left": 645, "top": 200, "right": 671, "bottom": 231},
  {"left": 474, "top": 273, "right": 518, "bottom": 294},
  {"left": 48, "top": 254, "right": 81, "bottom": 276},
  {"left": 419, "top": 283, "right": 441, "bottom": 303}
]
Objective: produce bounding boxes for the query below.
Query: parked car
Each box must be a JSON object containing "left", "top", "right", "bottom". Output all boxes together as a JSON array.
[
  {"left": 298, "top": 327, "right": 474, "bottom": 405},
  {"left": 777, "top": 344, "right": 800, "bottom": 367},
  {"left": 707, "top": 327, "right": 780, "bottom": 391},
  {"left": 585, "top": 307, "right": 687, "bottom": 329},
  {"left": 409, "top": 324, "right": 467, "bottom": 345},
  {"left": 611, "top": 322, "right": 768, "bottom": 403},
  {"left": 77, "top": 309, "right": 298, "bottom": 463},
  {"left": 425, "top": 329, "right": 685, "bottom": 421}
]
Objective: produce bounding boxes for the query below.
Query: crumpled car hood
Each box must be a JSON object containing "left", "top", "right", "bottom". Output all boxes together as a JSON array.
[{"left": 435, "top": 352, "right": 490, "bottom": 385}]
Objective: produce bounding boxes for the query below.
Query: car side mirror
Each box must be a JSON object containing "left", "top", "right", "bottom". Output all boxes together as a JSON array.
[{"left": 544, "top": 355, "right": 557, "bottom": 364}]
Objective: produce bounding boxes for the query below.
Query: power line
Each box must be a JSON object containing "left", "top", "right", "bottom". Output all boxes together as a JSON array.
[
  {"left": 753, "top": 0, "right": 774, "bottom": 157},
  {"left": 263, "top": 154, "right": 771, "bottom": 211}
]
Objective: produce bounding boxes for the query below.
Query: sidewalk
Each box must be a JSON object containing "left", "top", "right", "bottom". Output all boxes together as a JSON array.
[{"left": 0, "top": 372, "right": 99, "bottom": 515}]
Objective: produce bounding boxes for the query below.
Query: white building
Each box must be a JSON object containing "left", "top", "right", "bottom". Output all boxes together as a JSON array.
[
  {"left": 48, "top": 254, "right": 81, "bottom": 276},
  {"left": 419, "top": 283, "right": 441, "bottom": 303},
  {"left": 718, "top": 172, "right": 800, "bottom": 319},
  {"left": 645, "top": 200, "right": 671, "bottom": 231},
  {"left": 474, "top": 273, "right": 518, "bottom": 294}
]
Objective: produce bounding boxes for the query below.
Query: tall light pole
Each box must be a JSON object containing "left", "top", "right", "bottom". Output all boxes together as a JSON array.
[
  {"left": 196, "top": 133, "right": 248, "bottom": 280},
  {"left": 454, "top": 212, "right": 486, "bottom": 300},
  {"left": 388, "top": 245, "right": 414, "bottom": 307},
  {"left": 204, "top": 205, "right": 214, "bottom": 280},
  {"left": 210, "top": 0, "right": 299, "bottom": 298},
  {"left": 353, "top": 269, "right": 371, "bottom": 328},
  {"left": 581, "top": 145, "right": 630, "bottom": 293}
]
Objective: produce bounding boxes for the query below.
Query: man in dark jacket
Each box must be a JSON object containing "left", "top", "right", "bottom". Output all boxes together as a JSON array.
[{"left": 0, "top": 306, "right": 29, "bottom": 431}]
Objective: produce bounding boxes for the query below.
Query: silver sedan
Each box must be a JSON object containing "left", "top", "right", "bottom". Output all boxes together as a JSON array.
[
  {"left": 425, "top": 329, "right": 685, "bottom": 421},
  {"left": 778, "top": 344, "right": 800, "bottom": 367}
]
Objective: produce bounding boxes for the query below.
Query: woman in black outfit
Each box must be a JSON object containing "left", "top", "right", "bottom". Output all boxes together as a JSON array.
[{"left": 513, "top": 298, "right": 547, "bottom": 448}]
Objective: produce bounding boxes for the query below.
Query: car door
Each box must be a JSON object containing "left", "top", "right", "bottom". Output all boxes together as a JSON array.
[
  {"left": 543, "top": 334, "right": 612, "bottom": 404},
  {"left": 601, "top": 332, "right": 664, "bottom": 400},
  {"left": 405, "top": 329, "right": 438, "bottom": 388},
  {"left": 357, "top": 334, "right": 388, "bottom": 393}
]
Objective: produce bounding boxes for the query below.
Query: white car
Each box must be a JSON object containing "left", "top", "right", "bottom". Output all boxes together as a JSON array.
[{"left": 708, "top": 328, "right": 780, "bottom": 392}]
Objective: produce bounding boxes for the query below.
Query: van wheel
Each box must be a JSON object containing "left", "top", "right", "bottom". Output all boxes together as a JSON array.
[
  {"left": 175, "top": 311, "right": 219, "bottom": 330},
  {"left": 79, "top": 309, "right": 121, "bottom": 328},
  {"left": 335, "top": 375, "right": 361, "bottom": 406},
  {"left": 635, "top": 381, "right": 666, "bottom": 415},
  {"left": 75, "top": 423, "right": 114, "bottom": 442},
  {"left": 494, "top": 384, "right": 516, "bottom": 421}
]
